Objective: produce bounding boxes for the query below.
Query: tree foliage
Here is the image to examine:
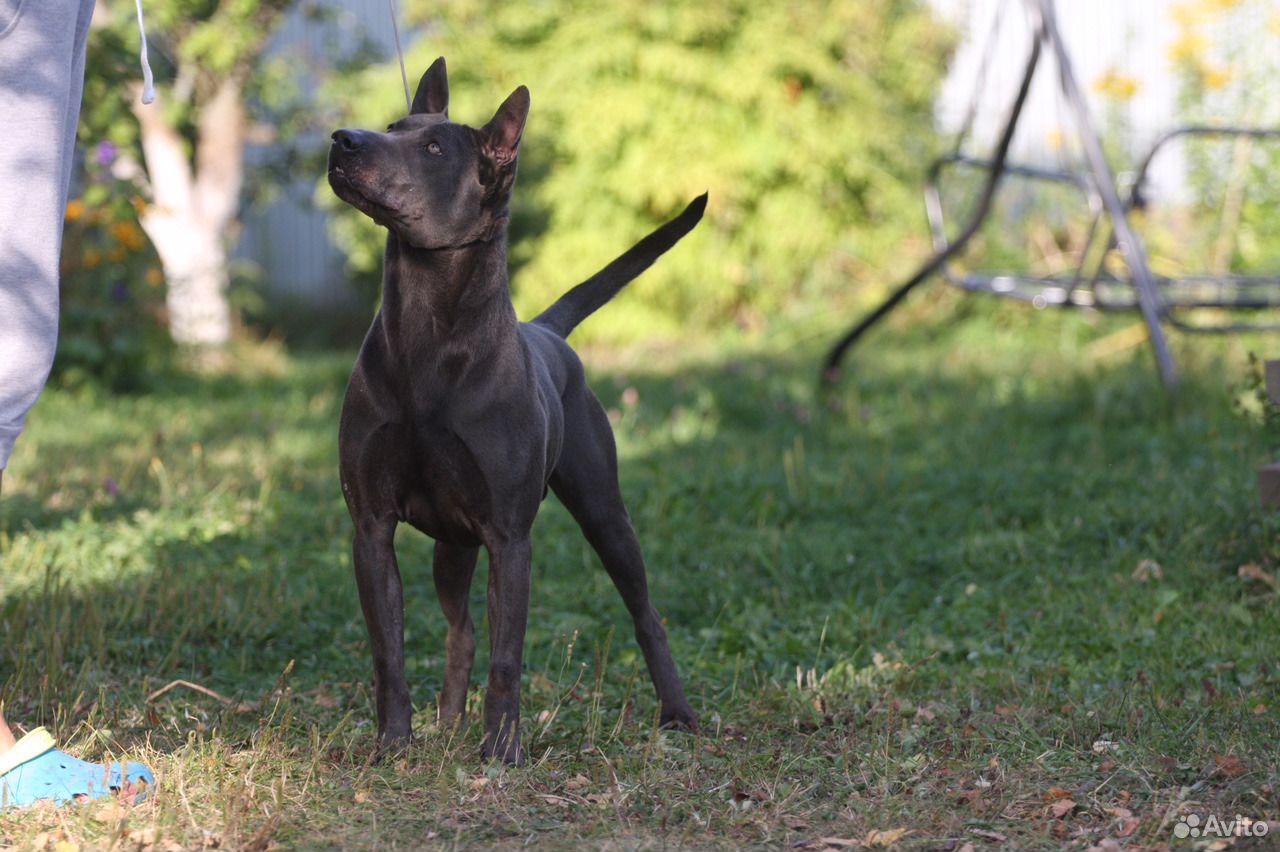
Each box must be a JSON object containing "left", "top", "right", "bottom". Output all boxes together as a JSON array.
[
  {"left": 329, "top": 0, "right": 953, "bottom": 341},
  {"left": 73, "top": 0, "right": 337, "bottom": 354},
  {"left": 82, "top": 0, "right": 297, "bottom": 156}
]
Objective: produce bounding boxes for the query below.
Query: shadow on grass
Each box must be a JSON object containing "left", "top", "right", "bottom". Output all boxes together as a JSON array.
[{"left": 1, "top": 306, "right": 1278, "bottom": 847}]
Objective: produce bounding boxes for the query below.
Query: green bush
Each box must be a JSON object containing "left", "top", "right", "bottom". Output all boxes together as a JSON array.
[
  {"left": 54, "top": 156, "right": 172, "bottom": 392},
  {"left": 327, "top": 0, "right": 953, "bottom": 341}
]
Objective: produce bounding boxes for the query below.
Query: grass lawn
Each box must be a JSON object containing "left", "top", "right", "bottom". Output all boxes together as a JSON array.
[{"left": 2, "top": 296, "right": 1279, "bottom": 850}]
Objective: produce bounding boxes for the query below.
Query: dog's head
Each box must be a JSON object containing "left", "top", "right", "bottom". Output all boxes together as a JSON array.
[{"left": 328, "top": 57, "right": 529, "bottom": 249}]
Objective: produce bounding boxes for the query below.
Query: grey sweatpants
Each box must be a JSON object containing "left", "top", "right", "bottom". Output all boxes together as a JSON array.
[{"left": 0, "top": 0, "right": 96, "bottom": 469}]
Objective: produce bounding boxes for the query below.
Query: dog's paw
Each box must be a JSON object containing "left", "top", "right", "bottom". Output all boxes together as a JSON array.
[
  {"left": 659, "top": 705, "right": 700, "bottom": 734},
  {"left": 372, "top": 731, "right": 414, "bottom": 764},
  {"left": 480, "top": 740, "right": 523, "bottom": 766},
  {"left": 480, "top": 723, "right": 523, "bottom": 765}
]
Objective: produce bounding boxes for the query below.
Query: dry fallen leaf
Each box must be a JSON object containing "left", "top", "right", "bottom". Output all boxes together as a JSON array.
[
  {"left": 1238, "top": 563, "right": 1276, "bottom": 588},
  {"left": 969, "top": 828, "right": 1007, "bottom": 842},
  {"left": 126, "top": 827, "right": 158, "bottom": 848},
  {"left": 1050, "top": 798, "right": 1077, "bottom": 819},
  {"left": 91, "top": 797, "right": 126, "bottom": 822},
  {"left": 865, "top": 827, "right": 908, "bottom": 847},
  {"left": 30, "top": 833, "right": 58, "bottom": 852},
  {"left": 819, "top": 838, "right": 859, "bottom": 849},
  {"left": 1086, "top": 840, "right": 1123, "bottom": 852},
  {"left": 1214, "top": 754, "right": 1246, "bottom": 777},
  {"left": 1132, "top": 559, "right": 1163, "bottom": 582},
  {"left": 1115, "top": 816, "right": 1141, "bottom": 838},
  {"left": 1044, "top": 786, "right": 1073, "bottom": 801}
]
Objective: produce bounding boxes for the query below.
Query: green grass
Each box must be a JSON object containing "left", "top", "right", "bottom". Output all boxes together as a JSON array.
[{"left": 2, "top": 296, "right": 1279, "bottom": 850}]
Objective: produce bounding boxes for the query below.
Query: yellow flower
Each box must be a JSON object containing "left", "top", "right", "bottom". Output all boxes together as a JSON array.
[
  {"left": 1199, "top": 0, "right": 1240, "bottom": 12},
  {"left": 130, "top": 195, "right": 148, "bottom": 216},
  {"left": 1092, "top": 68, "right": 1140, "bottom": 101},
  {"left": 83, "top": 248, "right": 102, "bottom": 269},
  {"left": 1171, "top": 1, "right": 1206, "bottom": 28},
  {"left": 109, "top": 220, "right": 147, "bottom": 252},
  {"left": 65, "top": 199, "right": 86, "bottom": 222},
  {"left": 1168, "top": 30, "right": 1208, "bottom": 64},
  {"left": 107, "top": 247, "right": 127, "bottom": 264},
  {"left": 145, "top": 267, "right": 164, "bottom": 287},
  {"left": 1202, "top": 64, "right": 1233, "bottom": 90}
]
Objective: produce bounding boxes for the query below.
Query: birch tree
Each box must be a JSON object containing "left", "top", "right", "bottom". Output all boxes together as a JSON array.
[{"left": 83, "top": 0, "right": 295, "bottom": 347}]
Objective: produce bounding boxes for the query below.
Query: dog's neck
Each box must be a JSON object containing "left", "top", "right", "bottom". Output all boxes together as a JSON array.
[{"left": 379, "top": 231, "right": 518, "bottom": 361}]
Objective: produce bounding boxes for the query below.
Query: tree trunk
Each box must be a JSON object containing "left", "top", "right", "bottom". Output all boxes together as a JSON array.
[
  {"left": 149, "top": 220, "right": 232, "bottom": 346},
  {"left": 132, "top": 80, "right": 245, "bottom": 347}
]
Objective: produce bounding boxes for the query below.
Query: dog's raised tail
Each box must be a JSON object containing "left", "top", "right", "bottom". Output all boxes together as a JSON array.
[{"left": 532, "top": 193, "right": 707, "bottom": 339}]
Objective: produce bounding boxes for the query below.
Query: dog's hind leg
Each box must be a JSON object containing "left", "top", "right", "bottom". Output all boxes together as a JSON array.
[
  {"left": 352, "top": 516, "right": 415, "bottom": 754},
  {"left": 433, "top": 541, "right": 479, "bottom": 728},
  {"left": 550, "top": 389, "right": 699, "bottom": 732}
]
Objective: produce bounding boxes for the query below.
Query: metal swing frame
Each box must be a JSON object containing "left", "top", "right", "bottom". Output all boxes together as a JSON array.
[{"left": 823, "top": 0, "right": 1280, "bottom": 391}]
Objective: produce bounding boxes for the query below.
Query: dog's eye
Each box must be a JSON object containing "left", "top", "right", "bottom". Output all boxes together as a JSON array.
[{"left": 427, "top": 141, "right": 443, "bottom": 156}]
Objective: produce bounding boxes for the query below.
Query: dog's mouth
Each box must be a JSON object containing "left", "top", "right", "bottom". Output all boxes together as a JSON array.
[
  {"left": 328, "top": 164, "right": 396, "bottom": 223},
  {"left": 327, "top": 163, "right": 356, "bottom": 191}
]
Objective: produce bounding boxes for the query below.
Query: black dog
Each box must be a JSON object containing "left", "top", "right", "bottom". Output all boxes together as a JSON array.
[{"left": 328, "top": 57, "right": 704, "bottom": 763}]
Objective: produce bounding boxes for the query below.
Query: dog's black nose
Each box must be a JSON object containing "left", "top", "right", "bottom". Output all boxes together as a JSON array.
[{"left": 332, "top": 129, "right": 363, "bottom": 152}]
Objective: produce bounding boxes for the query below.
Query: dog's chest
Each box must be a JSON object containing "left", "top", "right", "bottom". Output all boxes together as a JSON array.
[
  {"left": 397, "top": 416, "right": 492, "bottom": 544},
  {"left": 400, "top": 399, "right": 552, "bottom": 544}
]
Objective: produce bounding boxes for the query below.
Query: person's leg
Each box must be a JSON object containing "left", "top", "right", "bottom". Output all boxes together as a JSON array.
[
  {"left": 0, "top": 707, "right": 16, "bottom": 753},
  {"left": 0, "top": 0, "right": 95, "bottom": 470},
  {"left": 0, "top": 0, "right": 154, "bottom": 809},
  {"left": 0, "top": 0, "right": 93, "bottom": 752},
  {"left": 1, "top": 469, "right": 13, "bottom": 753}
]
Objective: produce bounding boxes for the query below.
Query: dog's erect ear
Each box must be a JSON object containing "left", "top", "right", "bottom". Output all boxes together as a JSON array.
[
  {"left": 411, "top": 57, "right": 449, "bottom": 116},
  {"left": 481, "top": 86, "right": 530, "bottom": 167}
]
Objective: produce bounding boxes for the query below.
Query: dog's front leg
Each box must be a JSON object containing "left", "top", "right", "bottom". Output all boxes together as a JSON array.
[
  {"left": 352, "top": 517, "right": 414, "bottom": 755},
  {"left": 481, "top": 536, "right": 532, "bottom": 764},
  {"left": 433, "top": 541, "right": 479, "bottom": 728}
]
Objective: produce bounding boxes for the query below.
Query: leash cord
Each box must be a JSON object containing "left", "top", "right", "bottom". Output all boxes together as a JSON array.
[
  {"left": 388, "top": 0, "right": 411, "bottom": 113},
  {"left": 134, "top": 0, "right": 156, "bottom": 104}
]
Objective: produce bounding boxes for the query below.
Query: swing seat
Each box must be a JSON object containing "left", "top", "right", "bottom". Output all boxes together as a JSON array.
[
  {"left": 925, "top": 125, "right": 1280, "bottom": 333},
  {"left": 952, "top": 271, "right": 1280, "bottom": 330},
  {"left": 824, "top": 0, "right": 1280, "bottom": 390}
]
